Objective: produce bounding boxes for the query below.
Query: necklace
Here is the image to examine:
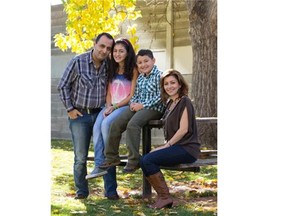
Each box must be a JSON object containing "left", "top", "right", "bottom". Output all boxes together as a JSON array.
[
  {"left": 169, "top": 97, "right": 181, "bottom": 111},
  {"left": 117, "top": 67, "right": 125, "bottom": 74}
]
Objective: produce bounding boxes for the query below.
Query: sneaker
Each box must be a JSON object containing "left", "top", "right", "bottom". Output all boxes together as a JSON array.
[
  {"left": 123, "top": 163, "right": 140, "bottom": 173},
  {"left": 99, "top": 160, "right": 121, "bottom": 169},
  {"left": 75, "top": 194, "right": 88, "bottom": 199},
  {"left": 85, "top": 167, "right": 108, "bottom": 180}
]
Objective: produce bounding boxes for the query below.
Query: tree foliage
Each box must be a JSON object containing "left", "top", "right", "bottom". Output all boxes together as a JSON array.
[{"left": 54, "top": 0, "right": 142, "bottom": 54}]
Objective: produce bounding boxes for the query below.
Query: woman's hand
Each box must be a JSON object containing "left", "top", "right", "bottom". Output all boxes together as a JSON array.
[{"left": 150, "top": 142, "right": 170, "bottom": 153}]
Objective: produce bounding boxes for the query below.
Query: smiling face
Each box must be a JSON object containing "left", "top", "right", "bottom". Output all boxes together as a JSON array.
[
  {"left": 112, "top": 43, "right": 128, "bottom": 64},
  {"left": 136, "top": 55, "right": 155, "bottom": 75},
  {"left": 93, "top": 35, "right": 114, "bottom": 62},
  {"left": 163, "top": 75, "right": 181, "bottom": 100}
]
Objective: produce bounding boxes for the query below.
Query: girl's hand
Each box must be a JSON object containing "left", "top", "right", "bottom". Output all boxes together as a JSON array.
[{"left": 103, "top": 106, "right": 114, "bottom": 117}]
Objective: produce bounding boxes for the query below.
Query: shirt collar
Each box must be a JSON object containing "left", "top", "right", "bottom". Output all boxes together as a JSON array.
[{"left": 143, "top": 65, "right": 158, "bottom": 77}]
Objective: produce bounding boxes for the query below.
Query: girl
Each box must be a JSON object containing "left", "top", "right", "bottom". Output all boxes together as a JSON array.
[{"left": 86, "top": 38, "right": 138, "bottom": 199}]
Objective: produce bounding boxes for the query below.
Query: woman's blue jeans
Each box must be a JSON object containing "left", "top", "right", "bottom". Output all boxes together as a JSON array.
[
  {"left": 140, "top": 145, "right": 197, "bottom": 177},
  {"left": 92, "top": 106, "right": 128, "bottom": 197}
]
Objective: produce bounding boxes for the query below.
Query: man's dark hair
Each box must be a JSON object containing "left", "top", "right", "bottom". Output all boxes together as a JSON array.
[{"left": 94, "top": 32, "right": 114, "bottom": 43}]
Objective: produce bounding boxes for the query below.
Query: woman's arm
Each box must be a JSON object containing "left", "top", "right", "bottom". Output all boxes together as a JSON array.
[
  {"left": 151, "top": 107, "right": 189, "bottom": 152},
  {"left": 166, "top": 107, "right": 189, "bottom": 146}
]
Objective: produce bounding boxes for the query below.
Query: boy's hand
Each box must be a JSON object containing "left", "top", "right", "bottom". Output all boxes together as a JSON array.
[{"left": 130, "top": 103, "right": 143, "bottom": 112}]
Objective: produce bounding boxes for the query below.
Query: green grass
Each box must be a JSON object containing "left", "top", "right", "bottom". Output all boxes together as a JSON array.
[{"left": 51, "top": 139, "right": 217, "bottom": 215}]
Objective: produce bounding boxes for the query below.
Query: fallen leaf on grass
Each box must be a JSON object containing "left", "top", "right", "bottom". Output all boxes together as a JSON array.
[
  {"left": 110, "top": 205, "right": 120, "bottom": 209},
  {"left": 195, "top": 177, "right": 205, "bottom": 184},
  {"left": 70, "top": 210, "right": 87, "bottom": 214},
  {"left": 134, "top": 211, "right": 146, "bottom": 216}
]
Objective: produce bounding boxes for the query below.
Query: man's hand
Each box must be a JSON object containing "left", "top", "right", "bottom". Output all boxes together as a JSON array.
[{"left": 68, "top": 109, "right": 83, "bottom": 119}]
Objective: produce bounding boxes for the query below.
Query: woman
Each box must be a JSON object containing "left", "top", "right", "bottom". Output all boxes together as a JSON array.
[
  {"left": 86, "top": 38, "right": 138, "bottom": 199},
  {"left": 140, "top": 69, "right": 200, "bottom": 209}
]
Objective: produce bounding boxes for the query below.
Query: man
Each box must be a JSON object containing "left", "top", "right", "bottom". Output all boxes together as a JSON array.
[{"left": 58, "top": 32, "right": 115, "bottom": 199}]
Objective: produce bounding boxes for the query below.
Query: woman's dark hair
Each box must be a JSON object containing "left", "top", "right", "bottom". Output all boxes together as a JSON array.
[
  {"left": 109, "top": 38, "right": 136, "bottom": 82},
  {"left": 160, "top": 69, "right": 189, "bottom": 104}
]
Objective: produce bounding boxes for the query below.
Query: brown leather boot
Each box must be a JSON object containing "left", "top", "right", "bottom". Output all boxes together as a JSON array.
[{"left": 146, "top": 172, "right": 173, "bottom": 209}]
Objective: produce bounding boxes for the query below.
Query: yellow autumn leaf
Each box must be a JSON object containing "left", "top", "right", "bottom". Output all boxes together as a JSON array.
[
  {"left": 54, "top": 0, "right": 141, "bottom": 54},
  {"left": 135, "top": 211, "right": 146, "bottom": 216},
  {"left": 110, "top": 205, "right": 120, "bottom": 209}
]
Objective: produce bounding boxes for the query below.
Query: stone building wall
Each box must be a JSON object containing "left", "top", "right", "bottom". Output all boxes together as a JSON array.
[{"left": 51, "top": 1, "right": 193, "bottom": 144}]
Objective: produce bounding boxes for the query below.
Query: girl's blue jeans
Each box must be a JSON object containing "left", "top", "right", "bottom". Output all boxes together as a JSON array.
[{"left": 92, "top": 106, "right": 128, "bottom": 197}]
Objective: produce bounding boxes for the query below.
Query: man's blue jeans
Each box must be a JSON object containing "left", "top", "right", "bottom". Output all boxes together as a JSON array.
[
  {"left": 69, "top": 112, "right": 98, "bottom": 196},
  {"left": 140, "top": 145, "right": 197, "bottom": 177},
  {"left": 92, "top": 106, "right": 128, "bottom": 197}
]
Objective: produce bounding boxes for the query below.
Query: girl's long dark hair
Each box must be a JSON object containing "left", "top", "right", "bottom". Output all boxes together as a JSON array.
[{"left": 108, "top": 38, "right": 136, "bottom": 82}]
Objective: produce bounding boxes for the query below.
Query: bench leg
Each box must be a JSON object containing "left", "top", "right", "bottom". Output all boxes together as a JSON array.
[
  {"left": 142, "top": 174, "right": 152, "bottom": 198},
  {"left": 142, "top": 125, "right": 152, "bottom": 198}
]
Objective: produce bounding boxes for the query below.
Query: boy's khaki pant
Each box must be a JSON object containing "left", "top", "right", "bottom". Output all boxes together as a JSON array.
[{"left": 104, "top": 107, "right": 163, "bottom": 166}]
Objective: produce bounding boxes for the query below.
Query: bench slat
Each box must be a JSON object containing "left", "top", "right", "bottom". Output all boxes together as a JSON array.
[
  {"left": 160, "top": 158, "right": 217, "bottom": 171},
  {"left": 87, "top": 151, "right": 217, "bottom": 162},
  {"left": 87, "top": 154, "right": 217, "bottom": 172},
  {"left": 147, "top": 117, "right": 217, "bottom": 128}
]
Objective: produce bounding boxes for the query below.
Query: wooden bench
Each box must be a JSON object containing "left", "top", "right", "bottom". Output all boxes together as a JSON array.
[{"left": 87, "top": 117, "right": 217, "bottom": 197}]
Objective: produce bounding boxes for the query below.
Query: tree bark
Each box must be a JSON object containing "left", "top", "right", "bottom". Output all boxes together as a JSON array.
[{"left": 186, "top": 0, "right": 217, "bottom": 149}]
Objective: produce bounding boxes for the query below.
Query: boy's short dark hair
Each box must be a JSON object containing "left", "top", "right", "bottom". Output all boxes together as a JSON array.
[{"left": 136, "top": 49, "right": 154, "bottom": 59}]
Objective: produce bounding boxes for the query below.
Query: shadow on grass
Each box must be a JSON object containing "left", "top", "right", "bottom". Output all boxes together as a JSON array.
[
  {"left": 51, "top": 139, "right": 217, "bottom": 215},
  {"left": 54, "top": 173, "right": 75, "bottom": 191},
  {"left": 82, "top": 198, "right": 217, "bottom": 216},
  {"left": 51, "top": 139, "right": 74, "bottom": 151},
  {"left": 51, "top": 195, "right": 216, "bottom": 216},
  {"left": 51, "top": 139, "right": 101, "bottom": 153}
]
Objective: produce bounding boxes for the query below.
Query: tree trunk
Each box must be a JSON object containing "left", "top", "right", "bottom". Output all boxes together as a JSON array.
[{"left": 185, "top": 0, "right": 217, "bottom": 149}]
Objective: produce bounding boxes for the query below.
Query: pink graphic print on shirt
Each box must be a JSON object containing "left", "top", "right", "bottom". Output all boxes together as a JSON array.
[{"left": 110, "top": 75, "right": 132, "bottom": 104}]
